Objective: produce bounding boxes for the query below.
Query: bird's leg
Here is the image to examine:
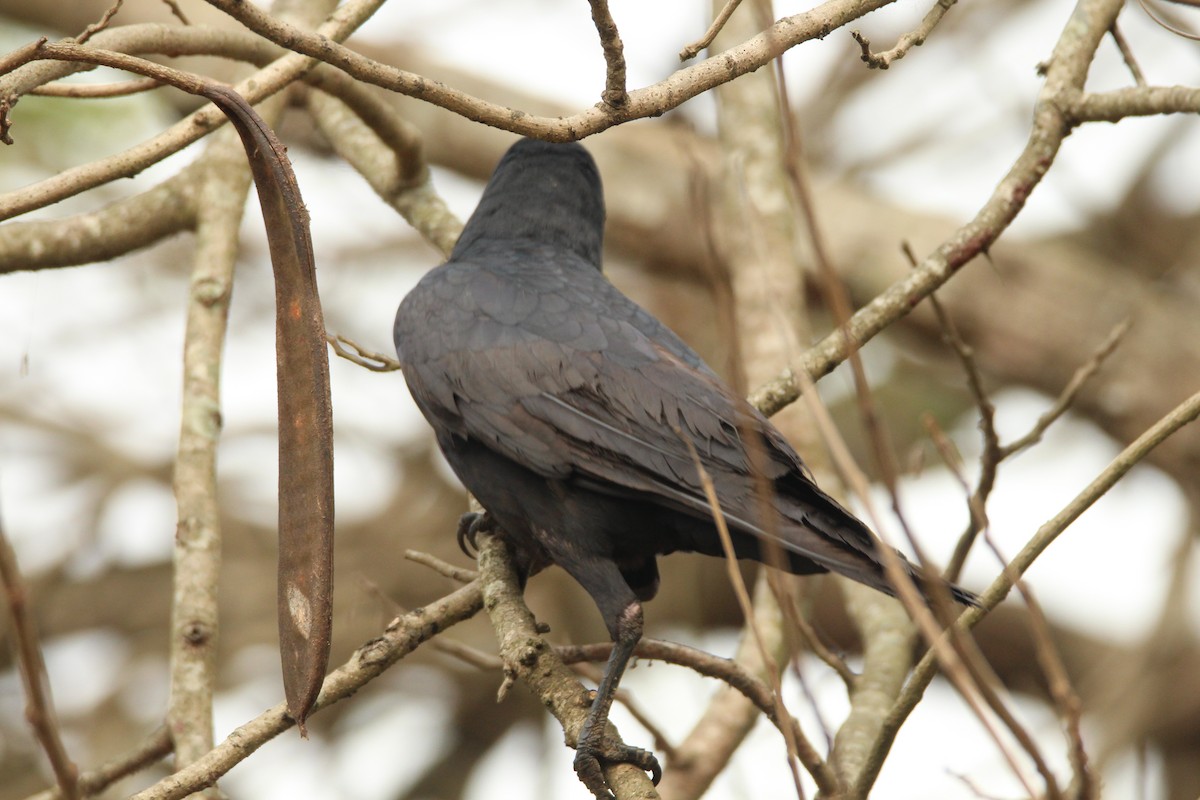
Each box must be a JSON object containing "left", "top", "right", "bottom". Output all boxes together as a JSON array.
[
  {"left": 573, "top": 601, "right": 662, "bottom": 798},
  {"left": 455, "top": 510, "right": 496, "bottom": 558}
]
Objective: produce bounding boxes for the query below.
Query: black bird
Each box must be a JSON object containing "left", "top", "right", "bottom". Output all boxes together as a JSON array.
[{"left": 394, "top": 138, "right": 977, "bottom": 797}]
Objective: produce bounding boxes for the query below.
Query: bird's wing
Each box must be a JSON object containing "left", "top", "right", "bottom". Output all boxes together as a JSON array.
[{"left": 396, "top": 256, "right": 890, "bottom": 574}]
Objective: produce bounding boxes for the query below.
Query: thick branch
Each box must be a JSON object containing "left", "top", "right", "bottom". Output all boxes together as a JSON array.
[
  {"left": 167, "top": 116, "right": 264, "bottom": 770},
  {"left": 0, "top": 168, "right": 197, "bottom": 273},
  {"left": 475, "top": 533, "right": 659, "bottom": 800}
]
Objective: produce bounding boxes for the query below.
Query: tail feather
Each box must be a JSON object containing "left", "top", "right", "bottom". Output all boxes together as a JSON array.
[{"left": 772, "top": 484, "right": 981, "bottom": 608}]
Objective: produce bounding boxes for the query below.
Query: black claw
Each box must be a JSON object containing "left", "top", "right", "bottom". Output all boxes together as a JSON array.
[
  {"left": 573, "top": 739, "right": 662, "bottom": 797},
  {"left": 454, "top": 511, "right": 494, "bottom": 558}
]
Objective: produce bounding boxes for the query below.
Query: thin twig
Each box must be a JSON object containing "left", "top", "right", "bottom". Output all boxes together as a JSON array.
[
  {"left": 439, "top": 631, "right": 777, "bottom": 750},
  {"left": 679, "top": 0, "right": 746, "bottom": 60},
  {"left": 850, "top": 0, "right": 957, "bottom": 69},
  {"left": 999, "top": 318, "right": 1132, "bottom": 459},
  {"left": 587, "top": 0, "right": 628, "bottom": 106},
  {"left": 855, "top": 386, "right": 1200, "bottom": 798},
  {"left": 789, "top": 598, "right": 858, "bottom": 689},
  {"left": 1109, "top": 23, "right": 1147, "bottom": 86},
  {"left": 789, "top": 342, "right": 1029, "bottom": 795},
  {"left": 924, "top": 422, "right": 1062, "bottom": 800},
  {"left": 326, "top": 332, "right": 401, "bottom": 372},
  {"left": 0, "top": 515, "right": 80, "bottom": 800},
  {"left": 31, "top": 77, "right": 162, "bottom": 98},
  {"left": 439, "top": 634, "right": 681, "bottom": 763},
  {"left": 911, "top": 251, "right": 1000, "bottom": 580},
  {"left": 746, "top": 0, "right": 1124, "bottom": 420},
  {"left": 981, "top": 531, "right": 1094, "bottom": 799},
  {"left": 432, "top": 636, "right": 502, "bottom": 670},
  {"left": 75, "top": 0, "right": 125, "bottom": 45},
  {"left": 120, "top": 580, "right": 484, "bottom": 800},
  {"left": 404, "top": 549, "right": 478, "bottom": 583},
  {"left": 676, "top": 430, "right": 836, "bottom": 797},
  {"left": 159, "top": 0, "right": 191, "bottom": 25},
  {"left": 25, "top": 728, "right": 173, "bottom": 800}
]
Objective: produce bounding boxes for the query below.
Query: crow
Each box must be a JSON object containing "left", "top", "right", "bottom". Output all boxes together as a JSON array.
[{"left": 393, "top": 137, "right": 977, "bottom": 797}]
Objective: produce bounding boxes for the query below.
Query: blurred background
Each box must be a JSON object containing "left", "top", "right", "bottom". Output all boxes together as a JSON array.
[{"left": 1, "top": 0, "right": 1199, "bottom": 798}]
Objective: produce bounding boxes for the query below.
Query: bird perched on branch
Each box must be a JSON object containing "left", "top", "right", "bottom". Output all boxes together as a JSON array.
[{"left": 394, "top": 137, "right": 977, "bottom": 798}]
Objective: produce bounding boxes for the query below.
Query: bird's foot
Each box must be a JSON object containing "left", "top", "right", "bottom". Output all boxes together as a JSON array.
[
  {"left": 455, "top": 511, "right": 496, "bottom": 558},
  {"left": 573, "top": 737, "right": 662, "bottom": 799}
]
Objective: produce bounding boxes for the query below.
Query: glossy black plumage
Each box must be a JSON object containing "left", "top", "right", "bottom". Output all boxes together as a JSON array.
[{"left": 394, "top": 138, "right": 975, "bottom": 796}]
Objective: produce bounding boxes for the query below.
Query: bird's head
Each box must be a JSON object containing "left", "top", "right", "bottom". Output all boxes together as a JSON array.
[{"left": 450, "top": 138, "right": 606, "bottom": 269}]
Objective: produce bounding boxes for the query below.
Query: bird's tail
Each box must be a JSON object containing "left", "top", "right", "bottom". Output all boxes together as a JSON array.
[{"left": 768, "top": 478, "right": 981, "bottom": 608}]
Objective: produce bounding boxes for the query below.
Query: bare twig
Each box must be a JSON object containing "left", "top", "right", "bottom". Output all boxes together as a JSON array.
[
  {"left": 432, "top": 636, "right": 503, "bottom": 670},
  {"left": 924, "top": 423, "right": 1062, "bottom": 800},
  {"left": 25, "top": 728, "right": 173, "bottom": 800},
  {"left": 850, "top": 0, "right": 956, "bottom": 70},
  {"left": 404, "top": 549, "right": 478, "bottom": 583},
  {"left": 122, "top": 580, "right": 483, "bottom": 800},
  {"left": 998, "top": 318, "right": 1131, "bottom": 459},
  {"left": 193, "top": 0, "right": 893, "bottom": 141},
  {"left": 1071, "top": 84, "right": 1200, "bottom": 121},
  {"left": 326, "top": 332, "right": 402, "bottom": 372},
  {"left": 855, "top": 385, "right": 1200, "bottom": 797},
  {"left": 1109, "top": 23, "right": 1147, "bottom": 86},
  {"left": 677, "top": 431, "right": 832, "bottom": 798},
  {"left": 31, "top": 77, "right": 161, "bottom": 97},
  {"left": 789, "top": 600, "right": 858, "bottom": 689},
  {"left": 982, "top": 532, "right": 1094, "bottom": 799},
  {"left": 437, "top": 634, "right": 682, "bottom": 762},
  {"left": 75, "top": 0, "right": 125, "bottom": 45},
  {"left": 160, "top": 0, "right": 191, "bottom": 25},
  {"left": 912, "top": 258, "right": 1000, "bottom": 580},
  {"left": 0, "top": 516, "right": 80, "bottom": 800},
  {"left": 0, "top": 0, "right": 386, "bottom": 219},
  {"left": 587, "top": 0, "right": 628, "bottom": 106},
  {"left": 679, "top": 0, "right": 746, "bottom": 60},
  {"left": 747, "top": 0, "right": 1166, "bottom": 423}
]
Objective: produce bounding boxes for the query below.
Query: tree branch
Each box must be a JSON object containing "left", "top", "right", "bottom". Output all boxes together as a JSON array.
[
  {"left": 587, "top": 0, "right": 628, "bottom": 107},
  {"left": 0, "top": 516, "right": 80, "bottom": 800},
  {"left": 0, "top": 167, "right": 197, "bottom": 273},
  {"left": 853, "top": 386, "right": 1200, "bottom": 797},
  {"left": 474, "top": 533, "right": 659, "bottom": 800},
  {"left": 125, "top": 579, "right": 484, "bottom": 800},
  {"left": 198, "top": 0, "right": 895, "bottom": 140},
  {"left": 850, "top": 0, "right": 957, "bottom": 69},
  {"left": 748, "top": 0, "right": 1126, "bottom": 417},
  {"left": 0, "top": 0, "right": 385, "bottom": 219}
]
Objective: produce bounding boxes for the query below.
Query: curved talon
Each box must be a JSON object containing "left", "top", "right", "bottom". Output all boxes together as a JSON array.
[
  {"left": 454, "top": 512, "right": 478, "bottom": 557},
  {"left": 574, "top": 739, "right": 662, "bottom": 797},
  {"left": 455, "top": 510, "right": 496, "bottom": 558}
]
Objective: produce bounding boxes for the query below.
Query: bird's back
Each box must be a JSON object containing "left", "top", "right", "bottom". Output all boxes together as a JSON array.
[{"left": 394, "top": 138, "right": 977, "bottom": 608}]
